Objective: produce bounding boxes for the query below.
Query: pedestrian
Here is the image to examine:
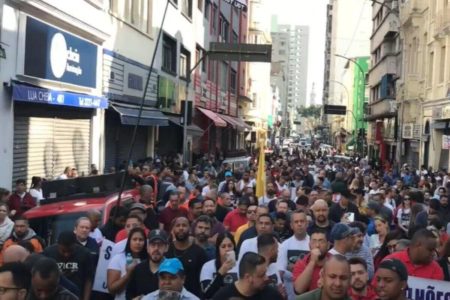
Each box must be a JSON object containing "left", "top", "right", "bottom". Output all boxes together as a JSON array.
[
  {"left": 223, "top": 197, "right": 250, "bottom": 234},
  {"left": 0, "top": 203, "right": 14, "bottom": 248},
  {"left": 158, "top": 191, "right": 189, "bottom": 232},
  {"left": 100, "top": 206, "right": 128, "bottom": 242},
  {"left": 29, "top": 176, "right": 44, "bottom": 204},
  {"left": 375, "top": 259, "right": 408, "bottom": 300},
  {"left": 348, "top": 257, "right": 376, "bottom": 300},
  {"left": 0, "top": 262, "right": 30, "bottom": 300},
  {"left": 193, "top": 215, "right": 216, "bottom": 260},
  {"left": 8, "top": 179, "right": 36, "bottom": 218}
]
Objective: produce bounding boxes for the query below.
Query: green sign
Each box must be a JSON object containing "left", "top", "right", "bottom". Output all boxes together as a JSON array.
[{"left": 268, "top": 115, "right": 273, "bottom": 128}]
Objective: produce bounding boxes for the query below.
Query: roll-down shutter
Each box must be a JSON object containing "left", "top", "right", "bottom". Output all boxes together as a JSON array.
[{"left": 13, "top": 116, "right": 91, "bottom": 186}]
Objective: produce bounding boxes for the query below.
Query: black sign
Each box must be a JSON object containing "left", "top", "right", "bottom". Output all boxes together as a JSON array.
[
  {"left": 209, "top": 43, "right": 272, "bottom": 63},
  {"left": 324, "top": 105, "right": 347, "bottom": 115},
  {"left": 24, "top": 17, "right": 98, "bottom": 88}
]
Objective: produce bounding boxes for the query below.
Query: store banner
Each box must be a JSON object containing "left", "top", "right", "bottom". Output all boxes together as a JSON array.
[
  {"left": 406, "top": 276, "right": 450, "bottom": 300},
  {"left": 223, "top": 0, "right": 247, "bottom": 10},
  {"left": 12, "top": 84, "right": 108, "bottom": 109},
  {"left": 93, "top": 239, "right": 115, "bottom": 293},
  {"left": 442, "top": 135, "right": 450, "bottom": 150}
]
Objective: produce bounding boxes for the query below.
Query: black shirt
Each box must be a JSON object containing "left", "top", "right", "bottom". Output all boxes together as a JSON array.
[
  {"left": 212, "top": 283, "right": 283, "bottom": 300},
  {"left": 215, "top": 205, "right": 231, "bottom": 223},
  {"left": 166, "top": 242, "right": 208, "bottom": 297},
  {"left": 126, "top": 259, "right": 159, "bottom": 300},
  {"left": 329, "top": 202, "right": 361, "bottom": 224},
  {"left": 43, "top": 244, "right": 93, "bottom": 295},
  {"left": 307, "top": 220, "right": 336, "bottom": 241}
]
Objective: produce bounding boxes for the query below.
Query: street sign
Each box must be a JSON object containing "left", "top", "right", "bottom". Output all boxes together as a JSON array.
[
  {"left": 294, "top": 121, "right": 301, "bottom": 125},
  {"left": 223, "top": 0, "right": 248, "bottom": 11},
  {"left": 209, "top": 43, "right": 272, "bottom": 63},
  {"left": 323, "top": 104, "right": 347, "bottom": 115}
]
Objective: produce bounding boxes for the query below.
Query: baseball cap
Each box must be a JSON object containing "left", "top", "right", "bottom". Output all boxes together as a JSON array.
[
  {"left": 378, "top": 259, "right": 408, "bottom": 281},
  {"left": 148, "top": 229, "right": 169, "bottom": 243},
  {"left": 130, "top": 203, "right": 146, "bottom": 212},
  {"left": 158, "top": 258, "right": 184, "bottom": 275},
  {"left": 225, "top": 171, "right": 233, "bottom": 177},
  {"left": 330, "top": 223, "right": 358, "bottom": 241}
]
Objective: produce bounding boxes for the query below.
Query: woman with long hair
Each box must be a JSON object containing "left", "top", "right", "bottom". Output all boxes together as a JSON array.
[
  {"left": 373, "top": 230, "right": 405, "bottom": 269},
  {"left": 107, "top": 227, "right": 148, "bottom": 300},
  {"left": 29, "top": 176, "right": 44, "bottom": 204},
  {"left": 221, "top": 180, "right": 238, "bottom": 205},
  {"left": 397, "top": 195, "right": 412, "bottom": 234},
  {"left": 200, "top": 232, "right": 238, "bottom": 299},
  {"left": 369, "top": 216, "right": 389, "bottom": 257}
]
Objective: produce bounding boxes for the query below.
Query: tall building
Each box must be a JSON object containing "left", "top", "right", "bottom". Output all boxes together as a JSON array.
[
  {"left": 271, "top": 19, "right": 309, "bottom": 136},
  {"left": 367, "top": 0, "right": 400, "bottom": 166},
  {"left": 322, "top": 0, "right": 371, "bottom": 148}
]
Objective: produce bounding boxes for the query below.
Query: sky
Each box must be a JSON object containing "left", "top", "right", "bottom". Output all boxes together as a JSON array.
[{"left": 269, "top": 0, "right": 329, "bottom": 105}]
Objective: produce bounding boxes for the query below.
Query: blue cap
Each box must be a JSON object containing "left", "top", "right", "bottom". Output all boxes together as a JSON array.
[
  {"left": 330, "top": 223, "right": 358, "bottom": 241},
  {"left": 225, "top": 171, "right": 233, "bottom": 177},
  {"left": 158, "top": 258, "right": 184, "bottom": 275}
]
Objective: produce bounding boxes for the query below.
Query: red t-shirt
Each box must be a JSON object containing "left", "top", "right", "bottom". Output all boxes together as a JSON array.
[
  {"left": 292, "top": 253, "right": 330, "bottom": 292},
  {"left": 158, "top": 207, "right": 189, "bottom": 232},
  {"left": 348, "top": 285, "right": 377, "bottom": 300},
  {"left": 223, "top": 209, "right": 248, "bottom": 233},
  {"left": 382, "top": 249, "right": 444, "bottom": 280}
]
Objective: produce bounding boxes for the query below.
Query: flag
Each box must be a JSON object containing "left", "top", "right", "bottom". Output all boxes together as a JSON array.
[{"left": 255, "top": 130, "right": 266, "bottom": 198}]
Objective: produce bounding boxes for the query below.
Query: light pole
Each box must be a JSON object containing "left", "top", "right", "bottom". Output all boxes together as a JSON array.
[{"left": 334, "top": 54, "right": 367, "bottom": 156}]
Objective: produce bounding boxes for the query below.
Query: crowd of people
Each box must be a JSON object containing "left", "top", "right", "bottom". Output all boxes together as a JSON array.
[{"left": 0, "top": 147, "right": 449, "bottom": 299}]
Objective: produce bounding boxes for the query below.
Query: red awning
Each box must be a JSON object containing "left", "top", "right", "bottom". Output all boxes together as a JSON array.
[
  {"left": 218, "top": 114, "right": 241, "bottom": 129},
  {"left": 197, "top": 107, "right": 227, "bottom": 127}
]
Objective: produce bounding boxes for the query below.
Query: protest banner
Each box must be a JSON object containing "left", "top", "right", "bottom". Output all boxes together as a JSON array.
[
  {"left": 93, "top": 239, "right": 115, "bottom": 293},
  {"left": 406, "top": 276, "right": 450, "bottom": 300}
]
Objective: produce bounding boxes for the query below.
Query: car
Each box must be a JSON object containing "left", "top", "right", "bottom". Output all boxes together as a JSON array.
[{"left": 23, "top": 173, "right": 140, "bottom": 244}]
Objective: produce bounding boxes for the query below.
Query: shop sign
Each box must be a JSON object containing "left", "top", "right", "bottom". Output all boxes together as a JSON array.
[
  {"left": 12, "top": 83, "right": 108, "bottom": 109},
  {"left": 443, "top": 135, "right": 450, "bottom": 150},
  {"left": 402, "top": 123, "right": 413, "bottom": 139},
  {"left": 23, "top": 17, "right": 98, "bottom": 88}
]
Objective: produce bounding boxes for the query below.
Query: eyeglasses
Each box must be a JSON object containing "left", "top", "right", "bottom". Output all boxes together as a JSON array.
[{"left": 0, "top": 286, "right": 21, "bottom": 295}]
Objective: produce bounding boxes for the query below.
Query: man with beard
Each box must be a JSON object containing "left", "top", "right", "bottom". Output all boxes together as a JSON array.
[
  {"left": 201, "top": 199, "right": 226, "bottom": 244},
  {"left": 187, "top": 198, "right": 203, "bottom": 222},
  {"left": 166, "top": 217, "right": 208, "bottom": 297},
  {"left": 293, "top": 229, "right": 330, "bottom": 294},
  {"left": 212, "top": 252, "right": 282, "bottom": 300},
  {"left": 126, "top": 229, "right": 169, "bottom": 299},
  {"left": 159, "top": 191, "right": 189, "bottom": 232},
  {"left": 307, "top": 199, "right": 335, "bottom": 240},
  {"left": 345, "top": 222, "right": 374, "bottom": 279},
  {"left": 193, "top": 215, "right": 215, "bottom": 260},
  {"left": 237, "top": 206, "right": 270, "bottom": 250},
  {"left": 258, "top": 182, "right": 277, "bottom": 206},
  {"left": 296, "top": 255, "right": 351, "bottom": 300},
  {"left": 375, "top": 259, "right": 408, "bottom": 300},
  {"left": 348, "top": 258, "right": 376, "bottom": 300}
]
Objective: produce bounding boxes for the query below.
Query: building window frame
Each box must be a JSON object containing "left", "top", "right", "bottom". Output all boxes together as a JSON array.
[{"left": 162, "top": 33, "right": 177, "bottom": 75}]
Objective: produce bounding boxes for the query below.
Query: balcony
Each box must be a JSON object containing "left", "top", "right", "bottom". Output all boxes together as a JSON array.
[
  {"left": 368, "top": 55, "right": 398, "bottom": 87},
  {"left": 435, "top": 7, "right": 450, "bottom": 38},
  {"left": 371, "top": 13, "right": 399, "bottom": 51}
]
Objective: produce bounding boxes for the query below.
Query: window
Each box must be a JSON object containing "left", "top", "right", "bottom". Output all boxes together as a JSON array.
[
  {"left": 181, "top": 0, "right": 192, "bottom": 19},
  {"left": 220, "top": 61, "right": 228, "bottom": 92},
  {"left": 211, "top": 4, "right": 218, "bottom": 33},
  {"left": 180, "top": 47, "right": 191, "bottom": 79},
  {"left": 252, "top": 92, "right": 257, "bottom": 108},
  {"left": 219, "top": 15, "right": 229, "bottom": 42},
  {"left": 198, "top": 0, "right": 203, "bottom": 11},
  {"left": 208, "top": 61, "right": 216, "bottom": 82},
  {"left": 205, "top": 0, "right": 211, "bottom": 20},
  {"left": 232, "top": 31, "right": 238, "bottom": 44},
  {"left": 428, "top": 51, "right": 434, "bottom": 86},
  {"left": 110, "top": 0, "right": 152, "bottom": 34},
  {"left": 230, "top": 69, "right": 237, "bottom": 94},
  {"left": 196, "top": 45, "right": 207, "bottom": 73},
  {"left": 162, "top": 34, "right": 177, "bottom": 74},
  {"left": 440, "top": 46, "right": 446, "bottom": 83}
]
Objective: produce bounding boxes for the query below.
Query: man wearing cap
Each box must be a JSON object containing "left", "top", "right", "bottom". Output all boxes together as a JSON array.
[
  {"left": 375, "top": 259, "right": 408, "bottom": 300},
  {"left": 296, "top": 255, "right": 352, "bottom": 300},
  {"left": 141, "top": 258, "right": 199, "bottom": 300},
  {"left": 329, "top": 189, "right": 361, "bottom": 224},
  {"left": 346, "top": 222, "right": 374, "bottom": 279},
  {"left": 382, "top": 228, "right": 444, "bottom": 280},
  {"left": 329, "top": 223, "right": 357, "bottom": 255},
  {"left": 218, "top": 171, "right": 233, "bottom": 192},
  {"left": 127, "top": 229, "right": 169, "bottom": 300}
]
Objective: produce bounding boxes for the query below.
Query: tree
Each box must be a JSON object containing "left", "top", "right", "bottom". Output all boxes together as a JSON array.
[{"left": 296, "top": 105, "right": 322, "bottom": 119}]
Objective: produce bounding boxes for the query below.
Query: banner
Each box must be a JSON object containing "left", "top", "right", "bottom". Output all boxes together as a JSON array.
[
  {"left": 93, "top": 239, "right": 115, "bottom": 293},
  {"left": 442, "top": 135, "right": 450, "bottom": 150},
  {"left": 406, "top": 276, "right": 450, "bottom": 300},
  {"left": 223, "top": 0, "right": 247, "bottom": 10}
]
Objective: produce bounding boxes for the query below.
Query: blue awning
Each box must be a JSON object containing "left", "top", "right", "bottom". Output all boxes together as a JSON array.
[
  {"left": 112, "top": 105, "right": 168, "bottom": 126},
  {"left": 12, "top": 83, "right": 108, "bottom": 109}
]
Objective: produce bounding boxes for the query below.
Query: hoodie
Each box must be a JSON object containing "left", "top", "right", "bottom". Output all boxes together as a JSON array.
[{"left": 0, "top": 217, "right": 13, "bottom": 244}]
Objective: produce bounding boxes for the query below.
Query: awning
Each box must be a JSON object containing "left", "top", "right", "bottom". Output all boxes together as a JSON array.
[
  {"left": 239, "top": 95, "right": 253, "bottom": 103},
  {"left": 218, "top": 113, "right": 252, "bottom": 131},
  {"left": 12, "top": 83, "right": 108, "bottom": 109},
  {"left": 112, "top": 105, "right": 169, "bottom": 126},
  {"left": 167, "top": 114, "right": 204, "bottom": 136},
  {"left": 197, "top": 107, "right": 227, "bottom": 127}
]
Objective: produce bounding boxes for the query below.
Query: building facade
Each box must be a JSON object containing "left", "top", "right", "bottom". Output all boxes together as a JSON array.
[{"left": 367, "top": 0, "right": 400, "bottom": 167}]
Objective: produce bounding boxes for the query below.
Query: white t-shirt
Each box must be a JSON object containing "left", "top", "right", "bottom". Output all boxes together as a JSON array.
[
  {"left": 397, "top": 207, "right": 411, "bottom": 228},
  {"left": 258, "top": 195, "right": 276, "bottom": 206},
  {"left": 89, "top": 228, "right": 104, "bottom": 244},
  {"left": 112, "top": 239, "right": 127, "bottom": 256},
  {"left": 238, "top": 236, "right": 258, "bottom": 262},
  {"left": 200, "top": 259, "right": 239, "bottom": 286},
  {"left": 29, "top": 188, "right": 44, "bottom": 203},
  {"left": 108, "top": 254, "right": 128, "bottom": 300},
  {"left": 266, "top": 262, "right": 282, "bottom": 286},
  {"left": 328, "top": 248, "right": 345, "bottom": 256},
  {"left": 277, "top": 235, "right": 310, "bottom": 272},
  {"left": 369, "top": 234, "right": 382, "bottom": 256}
]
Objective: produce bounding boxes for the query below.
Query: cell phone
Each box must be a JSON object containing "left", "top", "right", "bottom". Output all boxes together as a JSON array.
[
  {"left": 225, "top": 251, "right": 236, "bottom": 264},
  {"left": 344, "top": 212, "right": 355, "bottom": 222}
]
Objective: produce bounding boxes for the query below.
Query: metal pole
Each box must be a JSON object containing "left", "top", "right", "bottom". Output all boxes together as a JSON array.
[{"left": 183, "top": 52, "right": 210, "bottom": 164}]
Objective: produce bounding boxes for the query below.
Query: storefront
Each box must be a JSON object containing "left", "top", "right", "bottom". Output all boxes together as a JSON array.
[
  {"left": 102, "top": 50, "right": 168, "bottom": 170},
  {"left": 195, "top": 107, "right": 227, "bottom": 155},
  {"left": 11, "top": 16, "right": 106, "bottom": 184}
]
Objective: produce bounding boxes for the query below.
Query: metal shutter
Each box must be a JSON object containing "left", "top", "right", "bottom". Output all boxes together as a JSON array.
[{"left": 13, "top": 116, "right": 91, "bottom": 186}]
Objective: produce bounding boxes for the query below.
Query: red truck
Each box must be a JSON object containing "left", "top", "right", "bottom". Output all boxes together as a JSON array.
[{"left": 23, "top": 173, "right": 140, "bottom": 244}]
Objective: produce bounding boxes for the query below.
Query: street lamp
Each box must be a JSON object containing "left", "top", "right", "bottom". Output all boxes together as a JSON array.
[{"left": 334, "top": 54, "right": 367, "bottom": 155}]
